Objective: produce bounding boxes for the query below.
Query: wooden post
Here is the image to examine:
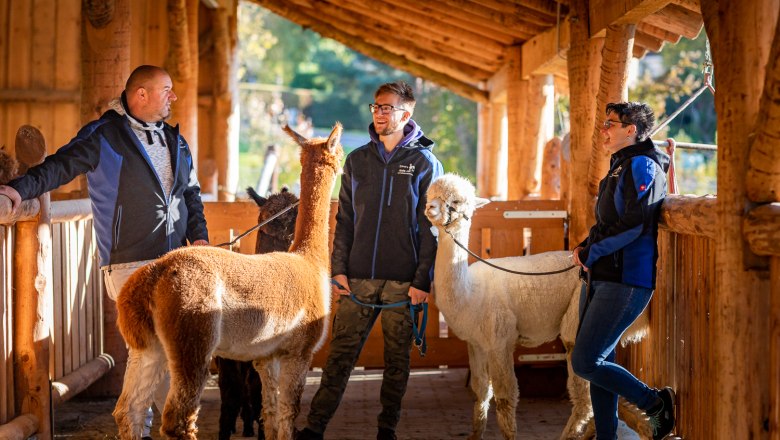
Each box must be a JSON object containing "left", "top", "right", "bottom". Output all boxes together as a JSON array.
[
  {"left": 772, "top": 256, "right": 780, "bottom": 438},
  {"left": 587, "top": 23, "right": 635, "bottom": 196},
  {"left": 540, "top": 137, "right": 562, "bottom": 200},
  {"left": 746, "top": 12, "right": 780, "bottom": 202},
  {"left": 477, "top": 102, "right": 491, "bottom": 197},
  {"left": 12, "top": 125, "right": 50, "bottom": 439},
  {"left": 506, "top": 45, "right": 529, "bottom": 200},
  {"left": 80, "top": 0, "right": 130, "bottom": 199},
  {"left": 167, "top": 0, "right": 200, "bottom": 167},
  {"left": 211, "top": 5, "right": 239, "bottom": 201},
  {"left": 566, "top": 0, "right": 603, "bottom": 244},
  {"left": 701, "top": 0, "right": 779, "bottom": 438}
]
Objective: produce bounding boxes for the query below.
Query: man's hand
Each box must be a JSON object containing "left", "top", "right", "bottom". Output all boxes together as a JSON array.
[
  {"left": 332, "top": 274, "right": 351, "bottom": 296},
  {"left": 191, "top": 239, "right": 209, "bottom": 246},
  {"left": 408, "top": 286, "right": 429, "bottom": 305},
  {"left": 0, "top": 185, "right": 22, "bottom": 214},
  {"left": 571, "top": 246, "right": 588, "bottom": 272}
]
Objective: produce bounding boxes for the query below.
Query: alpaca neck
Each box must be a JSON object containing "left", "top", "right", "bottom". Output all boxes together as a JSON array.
[
  {"left": 289, "top": 166, "right": 335, "bottom": 264},
  {"left": 433, "top": 226, "right": 473, "bottom": 305}
]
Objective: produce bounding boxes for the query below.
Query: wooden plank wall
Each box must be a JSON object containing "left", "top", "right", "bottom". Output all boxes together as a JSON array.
[
  {"left": 618, "top": 231, "right": 721, "bottom": 439},
  {"left": 50, "top": 219, "right": 103, "bottom": 382},
  {"left": 204, "top": 199, "right": 568, "bottom": 369},
  {"left": 0, "top": 0, "right": 82, "bottom": 194},
  {"left": 0, "top": 226, "right": 13, "bottom": 424}
]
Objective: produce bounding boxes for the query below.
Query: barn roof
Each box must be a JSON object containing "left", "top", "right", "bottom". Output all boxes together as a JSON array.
[{"left": 249, "top": 0, "right": 704, "bottom": 102}]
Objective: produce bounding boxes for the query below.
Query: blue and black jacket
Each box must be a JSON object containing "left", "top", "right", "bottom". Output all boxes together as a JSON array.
[
  {"left": 9, "top": 110, "right": 208, "bottom": 267},
  {"left": 331, "top": 120, "right": 443, "bottom": 292},
  {"left": 577, "top": 138, "right": 669, "bottom": 289}
]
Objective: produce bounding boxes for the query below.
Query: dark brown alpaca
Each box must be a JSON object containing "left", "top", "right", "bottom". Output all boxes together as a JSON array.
[
  {"left": 113, "top": 124, "right": 343, "bottom": 440},
  {"left": 0, "top": 145, "right": 19, "bottom": 184},
  {"left": 217, "top": 187, "right": 298, "bottom": 440}
]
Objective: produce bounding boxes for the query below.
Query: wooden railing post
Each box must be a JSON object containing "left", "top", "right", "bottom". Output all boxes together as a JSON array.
[{"left": 12, "top": 193, "right": 52, "bottom": 440}]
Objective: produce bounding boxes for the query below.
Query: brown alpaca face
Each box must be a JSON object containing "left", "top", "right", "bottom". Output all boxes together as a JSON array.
[
  {"left": 257, "top": 191, "right": 299, "bottom": 241},
  {"left": 284, "top": 123, "right": 344, "bottom": 174}
]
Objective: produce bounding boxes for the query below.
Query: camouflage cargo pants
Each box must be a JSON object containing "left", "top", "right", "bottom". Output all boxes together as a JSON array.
[{"left": 306, "top": 278, "right": 416, "bottom": 433}]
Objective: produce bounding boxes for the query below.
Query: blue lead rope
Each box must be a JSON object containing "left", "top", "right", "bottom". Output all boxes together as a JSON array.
[{"left": 330, "top": 279, "right": 428, "bottom": 356}]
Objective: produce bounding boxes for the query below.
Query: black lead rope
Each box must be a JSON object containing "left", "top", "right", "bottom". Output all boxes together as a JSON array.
[
  {"left": 445, "top": 230, "right": 577, "bottom": 276},
  {"left": 214, "top": 201, "right": 300, "bottom": 248}
]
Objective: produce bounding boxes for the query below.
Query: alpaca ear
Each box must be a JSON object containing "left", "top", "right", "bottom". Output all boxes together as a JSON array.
[
  {"left": 246, "top": 187, "right": 267, "bottom": 206},
  {"left": 474, "top": 197, "right": 490, "bottom": 208},
  {"left": 327, "top": 122, "right": 343, "bottom": 154},
  {"left": 282, "top": 125, "right": 308, "bottom": 147}
]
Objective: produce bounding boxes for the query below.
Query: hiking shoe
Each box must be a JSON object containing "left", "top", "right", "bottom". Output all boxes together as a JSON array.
[
  {"left": 296, "top": 427, "right": 324, "bottom": 440},
  {"left": 647, "top": 386, "right": 676, "bottom": 439},
  {"left": 377, "top": 427, "right": 397, "bottom": 440}
]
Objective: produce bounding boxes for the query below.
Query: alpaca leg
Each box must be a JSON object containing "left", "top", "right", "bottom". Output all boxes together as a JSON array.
[
  {"left": 487, "top": 344, "right": 518, "bottom": 440},
  {"left": 617, "top": 398, "right": 653, "bottom": 440},
  {"left": 256, "top": 358, "right": 280, "bottom": 440},
  {"left": 560, "top": 350, "right": 593, "bottom": 440},
  {"left": 217, "top": 357, "right": 243, "bottom": 440},
  {"left": 160, "top": 357, "right": 210, "bottom": 440},
  {"left": 274, "top": 354, "right": 312, "bottom": 440},
  {"left": 240, "top": 361, "right": 259, "bottom": 437},
  {"left": 467, "top": 343, "right": 492, "bottom": 440},
  {"left": 246, "top": 365, "right": 264, "bottom": 439},
  {"left": 114, "top": 345, "right": 167, "bottom": 440}
]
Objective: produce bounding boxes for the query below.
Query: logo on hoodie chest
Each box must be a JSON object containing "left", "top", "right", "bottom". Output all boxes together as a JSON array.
[{"left": 397, "top": 163, "right": 416, "bottom": 176}]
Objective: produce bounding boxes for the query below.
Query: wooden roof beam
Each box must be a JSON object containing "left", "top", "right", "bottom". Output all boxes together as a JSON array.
[
  {"left": 473, "top": 0, "right": 565, "bottom": 17},
  {"left": 337, "top": 0, "right": 509, "bottom": 54},
  {"left": 406, "top": 0, "right": 538, "bottom": 42},
  {"left": 637, "top": 22, "right": 683, "bottom": 44},
  {"left": 669, "top": 0, "right": 700, "bottom": 14},
  {"left": 319, "top": 0, "right": 505, "bottom": 63},
  {"left": 251, "top": 0, "right": 488, "bottom": 103},
  {"left": 643, "top": 4, "right": 704, "bottom": 40},
  {"left": 521, "top": 19, "right": 570, "bottom": 78},
  {"left": 589, "top": 0, "right": 673, "bottom": 37},
  {"left": 635, "top": 29, "right": 665, "bottom": 52},
  {"left": 284, "top": 0, "right": 495, "bottom": 82},
  {"left": 439, "top": 0, "right": 557, "bottom": 29}
]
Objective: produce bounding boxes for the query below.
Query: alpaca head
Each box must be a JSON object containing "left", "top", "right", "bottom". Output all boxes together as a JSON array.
[
  {"left": 246, "top": 186, "right": 299, "bottom": 252},
  {"left": 425, "top": 173, "right": 489, "bottom": 232},
  {"left": 0, "top": 145, "right": 19, "bottom": 185},
  {"left": 283, "top": 123, "right": 344, "bottom": 182}
]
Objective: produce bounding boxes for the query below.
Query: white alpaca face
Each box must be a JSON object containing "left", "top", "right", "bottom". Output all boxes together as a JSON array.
[{"left": 425, "top": 174, "right": 483, "bottom": 229}]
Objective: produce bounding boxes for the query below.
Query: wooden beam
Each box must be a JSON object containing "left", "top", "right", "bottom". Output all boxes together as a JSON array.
[
  {"left": 521, "top": 19, "right": 570, "bottom": 78},
  {"left": 287, "top": 0, "right": 496, "bottom": 81},
  {"left": 439, "top": 0, "right": 557, "bottom": 28},
  {"left": 0, "top": 414, "right": 38, "bottom": 440},
  {"left": 658, "top": 194, "right": 717, "bottom": 238},
  {"left": 471, "top": 0, "right": 563, "bottom": 17},
  {"left": 587, "top": 24, "right": 635, "bottom": 196},
  {"left": 589, "top": 0, "right": 672, "bottom": 37},
  {"left": 337, "top": 0, "right": 508, "bottom": 54},
  {"left": 643, "top": 4, "right": 704, "bottom": 40},
  {"left": 407, "top": 0, "right": 533, "bottom": 42},
  {"left": 746, "top": 14, "right": 780, "bottom": 202},
  {"left": 637, "top": 22, "right": 683, "bottom": 44},
  {"left": 507, "top": 46, "right": 530, "bottom": 199},
  {"left": 635, "top": 29, "right": 665, "bottom": 51},
  {"left": 744, "top": 203, "right": 780, "bottom": 256},
  {"left": 633, "top": 45, "right": 649, "bottom": 58},
  {"left": 321, "top": 0, "right": 506, "bottom": 61},
  {"left": 253, "top": 0, "right": 489, "bottom": 103},
  {"left": 669, "top": 0, "right": 701, "bottom": 14}
]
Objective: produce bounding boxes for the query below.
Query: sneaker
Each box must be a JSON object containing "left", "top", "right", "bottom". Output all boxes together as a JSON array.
[
  {"left": 647, "top": 386, "right": 676, "bottom": 440},
  {"left": 377, "top": 427, "right": 397, "bottom": 440},
  {"left": 141, "top": 437, "right": 153, "bottom": 440},
  {"left": 296, "top": 427, "right": 324, "bottom": 440}
]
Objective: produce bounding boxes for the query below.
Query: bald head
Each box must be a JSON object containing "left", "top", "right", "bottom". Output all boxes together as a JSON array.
[{"left": 124, "top": 65, "right": 177, "bottom": 123}]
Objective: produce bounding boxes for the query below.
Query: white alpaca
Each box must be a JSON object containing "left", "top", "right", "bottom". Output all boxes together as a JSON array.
[{"left": 424, "top": 173, "right": 650, "bottom": 440}]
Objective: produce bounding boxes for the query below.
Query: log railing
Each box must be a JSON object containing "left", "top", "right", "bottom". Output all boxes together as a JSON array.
[{"left": 0, "top": 196, "right": 109, "bottom": 439}]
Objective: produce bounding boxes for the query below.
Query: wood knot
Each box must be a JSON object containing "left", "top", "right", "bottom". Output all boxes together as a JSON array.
[{"left": 84, "top": 0, "right": 115, "bottom": 29}]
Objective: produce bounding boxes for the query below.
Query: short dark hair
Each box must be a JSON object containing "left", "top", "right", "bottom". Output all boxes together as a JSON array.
[
  {"left": 374, "top": 81, "right": 416, "bottom": 111},
  {"left": 605, "top": 102, "right": 655, "bottom": 141},
  {"left": 125, "top": 65, "right": 168, "bottom": 93}
]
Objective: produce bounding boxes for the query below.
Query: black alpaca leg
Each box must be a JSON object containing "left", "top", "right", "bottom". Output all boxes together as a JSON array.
[{"left": 217, "top": 357, "right": 244, "bottom": 440}]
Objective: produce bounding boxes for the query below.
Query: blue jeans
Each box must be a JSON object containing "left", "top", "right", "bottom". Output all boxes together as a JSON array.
[{"left": 571, "top": 280, "right": 658, "bottom": 439}]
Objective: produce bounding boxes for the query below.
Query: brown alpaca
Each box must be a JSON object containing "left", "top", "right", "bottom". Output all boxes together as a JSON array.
[
  {"left": 217, "top": 187, "right": 299, "bottom": 440},
  {"left": 0, "top": 145, "right": 19, "bottom": 184},
  {"left": 113, "top": 124, "right": 343, "bottom": 440}
]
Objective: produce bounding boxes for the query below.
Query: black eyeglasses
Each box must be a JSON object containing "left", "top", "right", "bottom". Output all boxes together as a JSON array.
[
  {"left": 369, "top": 103, "right": 406, "bottom": 115},
  {"left": 603, "top": 119, "right": 630, "bottom": 129}
]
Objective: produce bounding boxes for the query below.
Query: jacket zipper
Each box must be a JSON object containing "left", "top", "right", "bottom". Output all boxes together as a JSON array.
[{"left": 113, "top": 205, "right": 122, "bottom": 250}]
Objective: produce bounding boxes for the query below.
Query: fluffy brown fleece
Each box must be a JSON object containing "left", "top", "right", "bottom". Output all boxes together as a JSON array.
[
  {"left": 0, "top": 146, "right": 19, "bottom": 184},
  {"left": 113, "top": 124, "right": 343, "bottom": 440}
]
